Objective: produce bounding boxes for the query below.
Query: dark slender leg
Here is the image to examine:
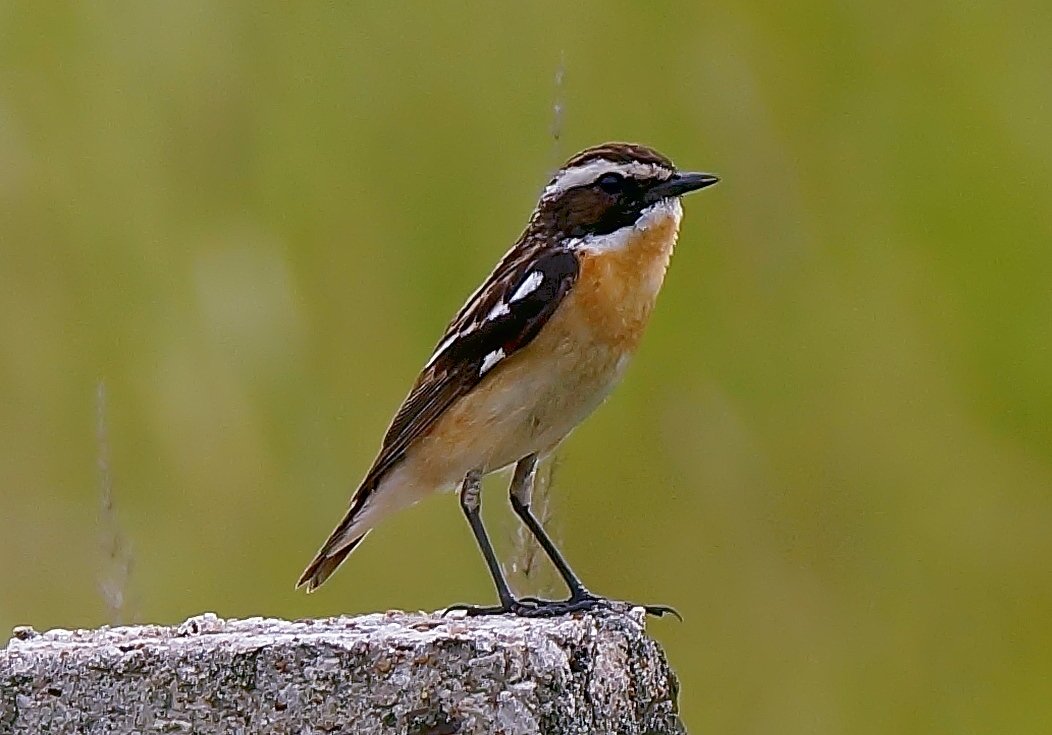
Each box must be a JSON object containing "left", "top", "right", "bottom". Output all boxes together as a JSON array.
[
  {"left": 508, "top": 455, "right": 682, "bottom": 620},
  {"left": 508, "top": 455, "right": 589, "bottom": 598},
  {"left": 456, "top": 470, "right": 517, "bottom": 611},
  {"left": 445, "top": 470, "right": 552, "bottom": 616}
]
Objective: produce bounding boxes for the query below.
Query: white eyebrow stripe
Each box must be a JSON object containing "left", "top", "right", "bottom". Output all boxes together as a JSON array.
[
  {"left": 479, "top": 348, "right": 505, "bottom": 375},
  {"left": 510, "top": 271, "right": 543, "bottom": 302},
  {"left": 543, "top": 159, "right": 671, "bottom": 197}
]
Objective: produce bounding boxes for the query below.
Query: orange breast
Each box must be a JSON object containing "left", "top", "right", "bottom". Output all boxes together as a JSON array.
[
  {"left": 396, "top": 203, "right": 683, "bottom": 482},
  {"left": 570, "top": 206, "right": 681, "bottom": 352}
]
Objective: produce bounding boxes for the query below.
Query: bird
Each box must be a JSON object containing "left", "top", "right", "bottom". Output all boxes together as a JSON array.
[{"left": 297, "top": 142, "right": 719, "bottom": 617}]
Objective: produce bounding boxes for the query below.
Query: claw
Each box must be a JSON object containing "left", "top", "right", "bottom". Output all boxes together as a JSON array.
[{"left": 638, "top": 603, "right": 682, "bottom": 621}]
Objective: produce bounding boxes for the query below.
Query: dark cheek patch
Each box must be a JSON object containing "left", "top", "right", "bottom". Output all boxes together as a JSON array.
[
  {"left": 553, "top": 189, "right": 611, "bottom": 238},
  {"left": 591, "top": 196, "right": 647, "bottom": 237},
  {"left": 550, "top": 186, "right": 648, "bottom": 239}
]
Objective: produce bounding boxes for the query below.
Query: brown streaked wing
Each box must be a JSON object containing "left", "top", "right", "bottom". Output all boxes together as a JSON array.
[{"left": 356, "top": 240, "right": 579, "bottom": 492}]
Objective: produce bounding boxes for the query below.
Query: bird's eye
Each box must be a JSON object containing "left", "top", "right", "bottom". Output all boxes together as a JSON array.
[{"left": 596, "top": 172, "right": 625, "bottom": 194}]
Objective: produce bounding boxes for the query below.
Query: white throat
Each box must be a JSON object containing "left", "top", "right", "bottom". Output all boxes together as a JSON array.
[{"left": 568, "top": 198, "right": 683, "bottom": 254}]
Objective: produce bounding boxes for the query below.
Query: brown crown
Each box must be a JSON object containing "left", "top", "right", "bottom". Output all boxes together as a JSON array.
[{"left": 559, "top": 142, "right": 674, "bottom": 172}]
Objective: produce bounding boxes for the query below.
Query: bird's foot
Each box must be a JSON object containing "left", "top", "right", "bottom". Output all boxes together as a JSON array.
[
  {"left": 520, "top": 592, "right": 682, "bottom": 620},
  {"left": 444, "top": 591, "right": 681, "bottom": 620},
  {"left": 441, "top": 598, "right": 542, "bottom": 617}
]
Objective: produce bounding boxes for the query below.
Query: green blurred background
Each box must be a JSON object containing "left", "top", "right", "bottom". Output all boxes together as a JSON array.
[{"left": 2, "top": 2, "right": 1051, "bottom": 732}]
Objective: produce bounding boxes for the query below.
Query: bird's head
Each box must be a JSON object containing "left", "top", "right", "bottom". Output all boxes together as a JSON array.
[{"left": 529, "top": 142, "right": 718, "bottom": 250}]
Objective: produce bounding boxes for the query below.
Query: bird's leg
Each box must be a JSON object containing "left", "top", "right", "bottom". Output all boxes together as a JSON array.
[
  {"left": 444, "top": 470, "right": 535, "bottom": 616},
  {"left": 508, "top": 455, "right": 681, "bottom": 620},
  {"left": 508, "top": 455, "right": 590, "bottom": 600}
]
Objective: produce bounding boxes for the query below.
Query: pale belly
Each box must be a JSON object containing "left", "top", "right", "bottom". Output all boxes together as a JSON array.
[
  {"left": 352, "top": 204, "right": 678, "bottom": 532},
  {"left": 352, "top": 335, "right": 627, "bottom": 534},
  {"left": 403, "top": 311, "right": 632, "bottom": 487},
  {"left": 472, "top": 340, "right": 631, "bottom": 473}
]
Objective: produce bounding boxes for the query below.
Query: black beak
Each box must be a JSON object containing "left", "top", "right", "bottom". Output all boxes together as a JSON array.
[{"left": 645, "top": 171, "right": 720, "bottom": 203}]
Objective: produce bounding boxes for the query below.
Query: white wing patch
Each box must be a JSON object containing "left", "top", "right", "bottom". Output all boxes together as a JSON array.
[
  {"left": 510, "top": 271, "right": 543, "bottom": 303},
  {"left": 479, "top": 348, "right": 505, "bottom": 376},
  {"left": 486, "top": 302, "right": 510, "bottom": 321},
  {"left": 426, "top": 272, "right": 540, "bottom": 370}
]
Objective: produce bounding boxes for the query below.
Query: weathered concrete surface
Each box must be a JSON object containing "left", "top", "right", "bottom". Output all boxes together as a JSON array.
[{"left": 0, "top": 608, "right": 683, "bottom": 734}]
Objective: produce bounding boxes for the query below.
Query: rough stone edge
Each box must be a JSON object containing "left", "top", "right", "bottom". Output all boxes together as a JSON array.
[{"left": 0, "top": 608, "right": 685, "bottom": 735}]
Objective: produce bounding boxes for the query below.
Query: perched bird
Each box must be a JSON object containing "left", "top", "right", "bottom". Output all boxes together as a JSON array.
[{"left": 298, "top": 142, "right": 718, "bottom": 616}]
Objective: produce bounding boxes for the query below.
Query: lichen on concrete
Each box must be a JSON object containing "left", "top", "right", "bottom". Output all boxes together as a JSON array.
[{"left": 0, "top": 608, "right": 683, "bottom": 734}]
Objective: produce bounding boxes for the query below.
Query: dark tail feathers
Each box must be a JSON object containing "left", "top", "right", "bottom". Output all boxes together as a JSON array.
[
  {"left": 296, "top": 531, "right": 369, "bottom": 592},
  {"left": 297, "top": 485, "right": 375, "bottom": 592}
]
